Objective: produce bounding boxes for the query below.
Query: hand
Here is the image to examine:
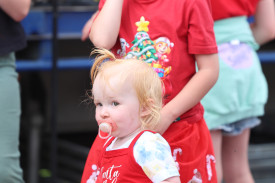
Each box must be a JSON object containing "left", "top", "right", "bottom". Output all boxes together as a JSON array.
[{"left": 155, "top": 108, "right": 175, "bottom": 135}]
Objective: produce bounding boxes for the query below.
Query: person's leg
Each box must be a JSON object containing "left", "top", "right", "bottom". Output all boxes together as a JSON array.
[
  {"left": 0, "top": 53, "right": 24, "bottom": 183},
  {"left": 222, "top": 128, "right": 254, "bottom": 183},
  {"left": 210, "top": 130, "right": 223, "bottom": 183}
]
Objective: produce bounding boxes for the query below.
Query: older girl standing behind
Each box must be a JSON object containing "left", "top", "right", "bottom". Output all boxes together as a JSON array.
[{"left": 201, "top": 0, "right": 275, "bottom": 183}]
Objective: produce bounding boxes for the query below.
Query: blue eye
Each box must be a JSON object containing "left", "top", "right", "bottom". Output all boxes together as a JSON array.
[{"left": 112, "top": 101, "right": 119, "bottom": 106}]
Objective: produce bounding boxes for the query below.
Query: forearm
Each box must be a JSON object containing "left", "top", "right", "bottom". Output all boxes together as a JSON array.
[
  {"left": 251, "top": 0, "right": 275, "bottom": 45},
  {"left": 159, "top": 54, "right": 219, "bottom": 134},
  {"left": 81, "top": 11, "right": 98, "bottom": 41},
  {"left": 160, "top": 176, "right": 181, "bottom": 183},
  {"left": 89, "top": 0, "right": 124, "bottom": 49},
  {"left": 0, "top": 0, "right": 31, "bottom": 22}
]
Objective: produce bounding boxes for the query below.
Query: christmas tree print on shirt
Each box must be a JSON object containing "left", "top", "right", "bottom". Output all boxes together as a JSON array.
[
  {"left": 125, "top": 16, "right": 173, "bottom": 79},
  {"left": 120, "top": 16, "right": 174, "bottom": 99},
  {"left": 126, "top": 16, "right": 158, "bottom": 64}
]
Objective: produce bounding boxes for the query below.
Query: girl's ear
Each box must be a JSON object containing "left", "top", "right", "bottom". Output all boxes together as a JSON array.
[{"left": 140, "top": 99, "right": 153, "bottom": 117}]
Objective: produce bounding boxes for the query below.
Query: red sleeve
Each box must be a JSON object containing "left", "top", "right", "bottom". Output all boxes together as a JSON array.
[{"left": 187, "top": 0, "right": 217, "bottom": 54}]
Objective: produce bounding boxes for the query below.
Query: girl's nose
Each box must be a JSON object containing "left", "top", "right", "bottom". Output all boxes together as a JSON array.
[{"left": 100, "top": 107, "right": 109, "bottom": 118}]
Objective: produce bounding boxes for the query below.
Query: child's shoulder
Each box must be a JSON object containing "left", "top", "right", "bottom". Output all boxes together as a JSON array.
[
  {"left": 135, "top": 131, "right": 170, "bottom": 150},
  {"left": 133, "top": 131, "right": 179, "bottom": 181}
]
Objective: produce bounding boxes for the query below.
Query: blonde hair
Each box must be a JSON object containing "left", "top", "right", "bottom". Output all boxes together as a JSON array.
[{"left": 90, "top": 48, "right": 163, "bottom": 130}]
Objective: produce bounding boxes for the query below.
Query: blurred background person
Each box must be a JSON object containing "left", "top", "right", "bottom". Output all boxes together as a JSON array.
[
  {"left": 0, "top": 0, "right": 31, "bottom": 182},
  {"left": 201, "top": 0, "right": 275, "bottom": 183}
]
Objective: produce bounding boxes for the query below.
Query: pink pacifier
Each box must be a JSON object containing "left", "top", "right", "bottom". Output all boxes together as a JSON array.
[{"left": 97, "top": 120, "right": 117, "bottom": 139}]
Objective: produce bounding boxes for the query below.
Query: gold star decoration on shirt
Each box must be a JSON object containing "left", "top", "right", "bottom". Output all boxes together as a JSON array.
[{"left": 136, "top": 16, "right": 149, "bottom": 32}]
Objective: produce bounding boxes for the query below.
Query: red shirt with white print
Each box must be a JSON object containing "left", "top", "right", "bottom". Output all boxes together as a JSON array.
[
  {"left": 98, "top": 0, "right": 217, "bottom": 123},
  {"left": 96, "top": 131, "right": 168, "bottom": 183}
]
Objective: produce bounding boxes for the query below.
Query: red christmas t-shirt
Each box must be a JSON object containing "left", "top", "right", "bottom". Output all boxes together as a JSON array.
[{"left": 98, "top": 0, "right": 218, "bottom": 123}]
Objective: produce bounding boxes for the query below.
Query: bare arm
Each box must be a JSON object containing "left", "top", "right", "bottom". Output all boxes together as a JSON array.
[
  {"left": 89, "top": 0, "right": 124, "bottom": 49},
  {"left": 157, "top": 53, "right": 219, "bottom": 134},
  {"left": 0, "top": 0, "right": 31, "bottom": 22},
  {"left": 81, "top": 10, "right": 99, "bottom": 41},
  {"left": 161, "top": 176, "right": 181, "bottom": 183},
  {"left": 250, "top": 0, "right": 275, "bottom": 45}
]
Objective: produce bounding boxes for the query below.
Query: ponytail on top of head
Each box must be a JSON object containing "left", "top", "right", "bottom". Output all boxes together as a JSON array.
[{"left": 90, "top": 48, "right": 116, "bottom": 85}]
